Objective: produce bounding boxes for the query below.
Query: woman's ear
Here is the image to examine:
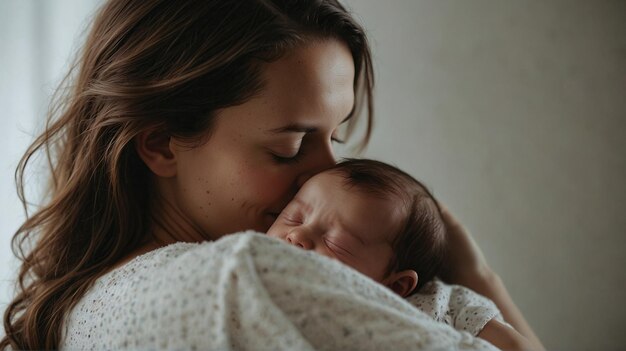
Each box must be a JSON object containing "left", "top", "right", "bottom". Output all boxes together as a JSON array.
[
  {"left": 383, "top": 270, "right": 418, "bottom": 298},
  {"left": 135, "top": 129, "right": 177, "bottom": 178}
]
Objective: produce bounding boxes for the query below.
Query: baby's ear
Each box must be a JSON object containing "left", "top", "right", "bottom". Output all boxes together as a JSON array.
[
  {"left": 383, "top": 270, "right": 418, "bottom": 298},
  {"left": 135, "top": 129, "right": 177, "bottom": 178}
]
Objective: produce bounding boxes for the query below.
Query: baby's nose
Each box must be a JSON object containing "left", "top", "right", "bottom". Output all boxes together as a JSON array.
[{"left": 286, "top": 231, "right": 314, "bottom": 250}]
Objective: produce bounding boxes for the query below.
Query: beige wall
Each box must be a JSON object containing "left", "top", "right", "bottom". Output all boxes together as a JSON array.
[{"left": 344, "top": 0, "right": 626, "bottom": 349}]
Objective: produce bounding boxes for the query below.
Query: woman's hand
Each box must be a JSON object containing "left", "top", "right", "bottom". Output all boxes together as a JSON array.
[
  {"left": 437, "top": 204, "right": 546, "bottom": 351},
  {"left": 438, "top": 204, "right": 494, "bottom": 288}
]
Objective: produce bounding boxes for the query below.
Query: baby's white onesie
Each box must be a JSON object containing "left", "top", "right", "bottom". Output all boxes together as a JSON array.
[{"left": 407, "top": 279, "right": 505, "bottom": 336}]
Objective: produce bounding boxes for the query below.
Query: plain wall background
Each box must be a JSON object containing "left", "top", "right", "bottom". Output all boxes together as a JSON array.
[{"left": 1, "top": 1, "right": 625, "bottom": 349}]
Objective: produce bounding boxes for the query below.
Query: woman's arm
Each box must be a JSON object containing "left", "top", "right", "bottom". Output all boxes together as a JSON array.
[
  {"left": 478, "top": 320, "right": 535, "bottom": 351},
  {"left": 438, "top": 205, "right": 545, "bottom": 351},
  {"left": 469, "top": 271, "right": 544, "bottom": 351}
]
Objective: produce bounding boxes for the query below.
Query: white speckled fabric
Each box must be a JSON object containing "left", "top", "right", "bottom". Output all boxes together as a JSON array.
[
  {"left": 61, "top": 231, "right": 499, "bottom": 350},
  {"left": 407, "top": 279, "right": 504, "bottom": 337}
]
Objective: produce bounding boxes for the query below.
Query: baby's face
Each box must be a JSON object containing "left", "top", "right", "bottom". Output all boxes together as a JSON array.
[{"left": 267, "top": 171, "right": 404, "bottom": 281}]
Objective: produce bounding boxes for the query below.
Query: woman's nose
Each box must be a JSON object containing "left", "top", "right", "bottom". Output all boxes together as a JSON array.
[
  {"left": 296, "top": 143, "right": 336, "bottom": 187},
  {"left": 285, "top": 229, "right": 314, "bottom": 250}
]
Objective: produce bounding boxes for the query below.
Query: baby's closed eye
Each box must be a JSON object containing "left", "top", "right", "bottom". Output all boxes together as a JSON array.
[
  {"left": 323, "top": 237, "right": 355, "bottom": 258},
  {"left": 280, "top": 212, "right": 303, "bottom": 225}
]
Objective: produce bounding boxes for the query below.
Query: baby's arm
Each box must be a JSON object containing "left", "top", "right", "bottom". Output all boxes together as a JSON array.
[
  {"left": 407, "top": 280, "right": 535, "bottom": 350},
  {"left": 407, "top": 279, "right": 501, "bottom": 336}
]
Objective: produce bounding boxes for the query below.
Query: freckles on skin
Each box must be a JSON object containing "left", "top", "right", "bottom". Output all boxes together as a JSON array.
[
  {"left": 199, "top": 181, "right": 213, "bottom": 213},
  {"left": 229, "top": 159, "right": 261, "bottom": 212},
  {"left": 163, "top": 40, "right": 354, "bottom": 239}
]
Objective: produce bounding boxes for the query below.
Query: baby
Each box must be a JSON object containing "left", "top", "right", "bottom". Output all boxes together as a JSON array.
[
  {"left": 267, "top": 158, "right": 445, "bottom": 297},
  {"left": 268, "top": 159, "right": 534, "bottom": 349}
]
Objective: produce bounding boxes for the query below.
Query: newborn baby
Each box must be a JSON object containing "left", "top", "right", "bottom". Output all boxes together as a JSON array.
[
  {"left": 268, "top": 158, "right": 445, "bottom": 297},
  {"left": 268, "top": 159, "right": 535, "bottom": 350}
]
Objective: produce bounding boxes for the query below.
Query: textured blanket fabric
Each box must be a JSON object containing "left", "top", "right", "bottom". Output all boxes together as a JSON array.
[{"left": 61, "top": 232, "right": 499, "bottom": 350}]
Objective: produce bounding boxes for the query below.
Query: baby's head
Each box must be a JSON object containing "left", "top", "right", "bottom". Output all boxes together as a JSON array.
[{"left": 267, "top": 159, "right": 446, "bottom": 297}]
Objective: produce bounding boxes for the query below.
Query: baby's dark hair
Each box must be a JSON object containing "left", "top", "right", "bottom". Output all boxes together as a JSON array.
[{"left": 331, "top": 159, "right": 446, "bottom": 294}]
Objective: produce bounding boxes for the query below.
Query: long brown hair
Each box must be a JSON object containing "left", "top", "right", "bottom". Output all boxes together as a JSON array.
[{"left": 1, "top": 0, "right": 374, "bottom": 349}]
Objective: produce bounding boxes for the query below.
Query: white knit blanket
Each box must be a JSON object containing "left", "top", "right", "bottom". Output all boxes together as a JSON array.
[{"left": 61, "top": 231, "right": 499, "bottom": 350}]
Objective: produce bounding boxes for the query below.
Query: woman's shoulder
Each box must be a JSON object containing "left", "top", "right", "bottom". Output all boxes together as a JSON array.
[
  {"left": 62, "top": 231, "right": 272, "bottom": 349},
  {"left": 90, "top": 231, "right": 278, "bottom": 296}
]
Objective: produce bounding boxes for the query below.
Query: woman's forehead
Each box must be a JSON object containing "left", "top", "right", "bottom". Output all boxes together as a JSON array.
[
  {"left": 257, "top": 40, "right": 355, "bottom": 121},
  {"left": 212, "top": 40, "right": 355, "bottom": 137},
  {"left": 262, "top": 39, "right": 355, "bottom": 92}
]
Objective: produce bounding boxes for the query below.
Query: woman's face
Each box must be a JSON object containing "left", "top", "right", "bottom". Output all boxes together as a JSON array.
[{"left": 168, "top": 39, "right": 355, "bottom": 240}]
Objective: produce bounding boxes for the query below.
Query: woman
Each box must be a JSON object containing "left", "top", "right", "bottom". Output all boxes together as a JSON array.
[{"left": 1, "top": 0, "right": 543, "bottom": 349}]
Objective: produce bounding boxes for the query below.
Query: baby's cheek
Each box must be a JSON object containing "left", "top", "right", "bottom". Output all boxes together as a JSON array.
[{"left": 266, "top": 222, "right": 282, "bottom": 238}]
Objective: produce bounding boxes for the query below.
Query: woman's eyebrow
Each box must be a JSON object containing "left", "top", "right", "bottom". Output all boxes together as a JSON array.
[
  {"left": 269, "top": 114, "right": 352, "bottom": 134},
  {"left": 269, "top": 124, "right": 317, "bottom": 134}
]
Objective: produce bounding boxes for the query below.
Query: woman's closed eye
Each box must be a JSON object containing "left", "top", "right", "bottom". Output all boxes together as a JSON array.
[
  {"left": 271, "top": 133, "right": 343, "bottom": 164},
  {"left": 270, "top": 138, "right": 305, "bottom": 164},
  {"left": 272, "top": 147, "right": 305, "bottom": 164}
]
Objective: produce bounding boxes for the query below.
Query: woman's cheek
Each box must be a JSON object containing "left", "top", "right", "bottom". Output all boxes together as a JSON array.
[{"left": 248, "top": 169, "right": 295, "bottom": 203}]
